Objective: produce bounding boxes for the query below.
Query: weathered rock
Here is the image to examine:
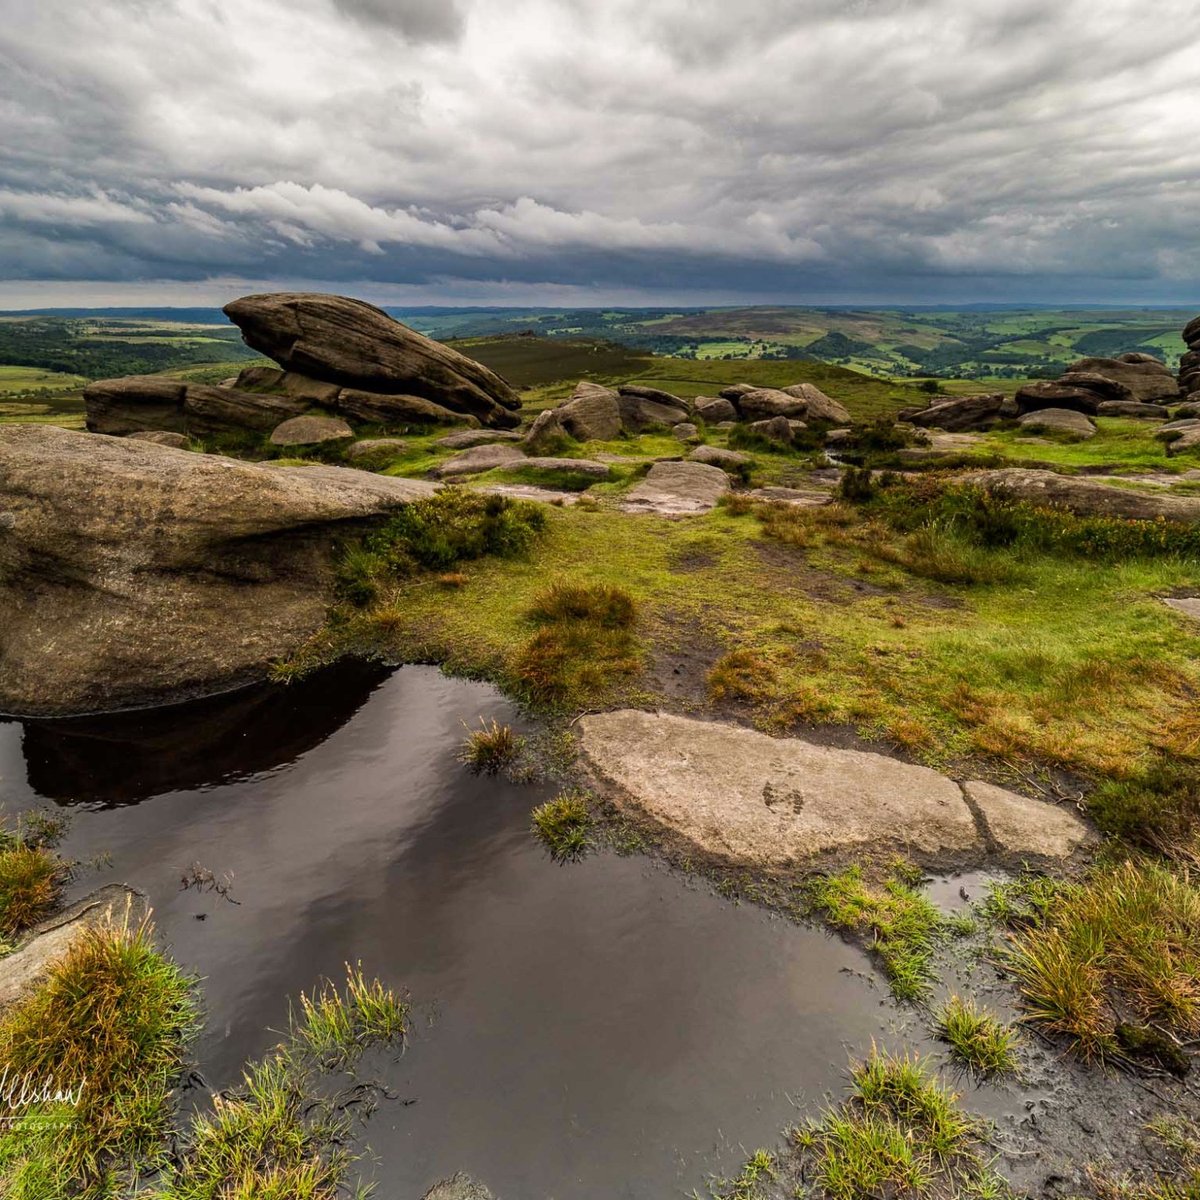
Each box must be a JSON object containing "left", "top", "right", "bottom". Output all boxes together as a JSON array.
[
  {"left": 781, "top": 383, "right": 853, "bottom": 424},
  {"left": 906, "top": 393, "right": 1008, "bottom": 431},
  {"left": 1065, "top": 356, "right": 1179, "bottom": 404},
  {"left": 961, "top": 468, "right": 1200, "bottom": 522},
  {"left": 234, "top": 365, "right": 342, "bottom": 405},
  {"left": 334, "top": 388, "right": 471, "bottom": 428},
  {"left": 824, "top": 428, "right": 854, "bottom": 449},
  {"left": 126, "top": 430, "right": 189, "bottom": 448},
  {"left": 694, "top": 396, "right": 737, "bottom": 423},
  {"left": 578, "top": 711, "right": 978, "bottom": 864},
  {"left": 621, "top": 460, "right": 729, "bottom": 515},
  {"left": 522, "top": 408, "right": 569, "bottom": 454},
  {"left": 736, "top": 388, "right": 807, "bottom": 419},
  {"left": 421, "top": 1174, "right": 495, "bottom": 1200},
  {"left": 617, "top": 392, "right": 690, "bottom": 432},
  {"left": 501, "top": 456, "right": 613, "bottom": 484},
  {"left": 435, "top": 430, "right": 524, "bottom": 450},
  {"left": 1057, "top": 371, "right": 1135, "bottom": 404},
  {"left": 558, "top": 382, "right": 622, "bottom": 441},
  {"left": 1014, "top": 381, "right": 1103, "bottom": 416},
  {"left": 0, "top": 886, "right": 149, "bottom": 1012},
  {"left": 344, "top": 437, "right": 408, "bottom": 463},
  {"left": 269, "top": 415, "right": 354, "bottom": 447},
  {"left": 84, "top": 376, "right": 188, "bottom": 435},
  {"left": 688, "top": 445, "right": 751, "bottom": 473},
  {"left": 1182, "top": 315, "right": 1200, "bottom": 347},
  {"left": 223, "top": 293, "right": 521, "bottom": 427},
  {"left": 747, "top": 485, "right": 829, "bottom": 506},
  {"left": 747, "top": 415, "right": 795, "bottom": 445},
  {"left": 0, "top": 425, "right": 436, "bottom": 715},
  {"left": 432, "top": 444, "right": 526, "bottom": 478},
  {"left": 1119, "top": 352, "right": 1163, "bottom": 365},
  {"left": 1175, "top": 402, "right": 1200, "bottom": 420},
  {"left": 963, "top": 781, "right": 1089, "bottom": 858},
  {"left": 618, "top": 383, "right": 687, "bottom": 409},
  {"left": 1017, "top": 408, "right": 1096, "bottom": 440},
  {"left": 1155, "top": 419, "right": 1200, "bottom": 438},
  {"left": 1166, "top": 425, "right": 1200, "bottom": 457},
  {"left": 1097, "top": 401, "right": 1169, "bottom": 419},
  {"left": 183, "top": 385, "right": 312, "bottom": 437},
  {"left": 672, "top": 422, "right": 701, "bottom": 443},
  {"left": 719, "top": 383, "right": 757, "bottom": 401}
]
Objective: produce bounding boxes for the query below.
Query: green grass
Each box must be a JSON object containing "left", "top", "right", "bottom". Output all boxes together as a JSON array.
[
  {"left": 1088, "top": 1116, "right": 1200, "bottom": 1199},
  {"left": 155, "top": 963, "right": 407, "bottom": 1199},
  {"left": 999, "top": 858, "right": 1200, "bottom": 1062},
  {"left": 789, "top": 1048, "right": 1009, "bottom": 1200},
  {"left": 959, "top": 419, "right": 1183, "bottom": 473},
  {"left": 933, "top": 996, "right": 1020, "bottom": 1077},
  {"left": 459, "top": 717, "right": 524, "bottom": 775},
  {"left": 0, "top": 365, "right": 86, "bottom": 395},
  {"left": 699, "top": 1148, "right": 776, "bottom": 1200},
  {"left": 0, "top": 814, "right": 68, "bottom": 946},
  {"left": 531, "top": 791, "right": 593, "bottom": 861},
  {"left": 0, "top": 920, "right": 196, "bottom": 1198},
  {"left": 807, "top": 865, "right": 964, "bottom": 1001}
]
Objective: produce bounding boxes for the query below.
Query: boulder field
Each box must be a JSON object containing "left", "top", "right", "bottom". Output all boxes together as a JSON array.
[{"left": 0, "top": 424, "right": 435, "bottom": 716}]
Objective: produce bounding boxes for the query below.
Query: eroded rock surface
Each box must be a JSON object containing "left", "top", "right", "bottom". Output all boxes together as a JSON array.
[
  {"left": 621, "top": 461, "right": 729, "bottom": 515},
  {"left": 962, "top": 468, "right": 1200, "bottom": 522},
  {"left": 0, "top": 425, "right": 435, "bottom": 715},
  {"left": 579, "top": 711, "right": 979, "bottom": 863},
  {"left": 963, "top": 780, "right": 1090, "bottom": 858}
]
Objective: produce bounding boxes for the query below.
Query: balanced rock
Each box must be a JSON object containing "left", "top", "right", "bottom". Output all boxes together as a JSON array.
[
  {"left": 223, "top": 293, "right": 521, "bottom": 428},
  {"left": 694, "top": 396, "right": 737, "bottom": 423},
  {"left": 781, "top": 383, "right": 853, "bottom": 424},
  {"left": 0, "top": 425, "right": 435, "bottom": 715},
  {"left": 962, "top": 468, "right": 1200, "bottom": 522},
  {"left": 1017, "top": 408, "right": 1096, "bottom": 440},
  {"left": 905, "top": 393, "right": 1008, "bottom": 431}
]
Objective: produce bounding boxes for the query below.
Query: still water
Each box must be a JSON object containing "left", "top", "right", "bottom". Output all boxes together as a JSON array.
[{"left": 1, "top": 664, "right": 970, "bottom": 1199}]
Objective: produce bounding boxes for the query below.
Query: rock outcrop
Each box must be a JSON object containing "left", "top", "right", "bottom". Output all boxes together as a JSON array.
[
  {"left": 557, "top": 381, "right": 622, "bottom": 441},
  {"left": 1016, "top": 408, "right": 1096, "bottom": 440},
  {"left": 621, "top": 460, "right": 729, "bottom": 515},
  {"left": 0, "top": 425, "right": 435, "bottom": 716},
  {"left": 962, "top": 468, "right": 1200, "bottom": 522},
  {"left": 901, "top": 393, "right": 1010, "bottom": 431},
  {"left": 224, "top": 293, "right": 521, "bottom": 427}
]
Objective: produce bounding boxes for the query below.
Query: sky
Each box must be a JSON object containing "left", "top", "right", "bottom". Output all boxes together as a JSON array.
[{"left": 2, "top": 0, "right": 1199, "bottom": 309}]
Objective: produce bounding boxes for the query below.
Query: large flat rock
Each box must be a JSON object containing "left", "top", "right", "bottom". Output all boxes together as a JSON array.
[
  {"left": 578, "top": 711, "right": 979, "bottom": 864},
  {"left": 0, "top": 424, "right": 435, "bottom": 715},
  {"left": 962, "top": 468, "right": 1200, "bottom": 522},
  {"left": 621, "top": 461, "right": 730, "bottom": 515}
]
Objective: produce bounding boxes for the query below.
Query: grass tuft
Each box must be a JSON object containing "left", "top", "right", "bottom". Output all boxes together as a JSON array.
[
  {"left": 0, "top": 918, "right": 196, "bottom": 1198},
  {"left": 933, "top": 996, "right": 1020, "bottom": 1078},
  {"left": 291, "top": 962, "right": 409, "bottom": 1072},
  {"left": 459, "top": 717, "right": 524, "bottom": 775},
  {"left": 808, "top": 865, "right": 961, "bottom": 1001},
  {"left": 1000, "top": 858, "right": 1200, "bottom": 1062},
  {"left": 531, "top": 791, "right": 593, "bottom": 861},
  {"left": 707, "top": 648, "right": 777, "bottom": 704}
]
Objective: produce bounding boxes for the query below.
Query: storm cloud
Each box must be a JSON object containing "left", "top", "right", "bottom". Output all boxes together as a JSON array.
[{"left": 1, "top": 0, "right": 1198, "bottom": 304}]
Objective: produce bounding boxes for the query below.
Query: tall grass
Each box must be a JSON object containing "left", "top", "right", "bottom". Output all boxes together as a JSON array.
[{"left": 0, "top": 919, "right": 196, "bottom": 1198}]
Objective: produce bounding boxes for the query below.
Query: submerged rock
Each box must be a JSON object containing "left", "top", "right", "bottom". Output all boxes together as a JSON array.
[
  {"left": 0, "top": 425, "right": 435, "bottom": 715},
  {"left": 224, "top": 293, "right": 521, "bottom": 427},
  {"left": 421, "top": 1174, "right": 495, "bottom": 1200}
]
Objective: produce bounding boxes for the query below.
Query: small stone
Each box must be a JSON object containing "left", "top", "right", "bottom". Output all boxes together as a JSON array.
[
  {"left": 963, "top": 780, "right": 1090, "bottom": 858},
  {"left": 672, "top": 422, "right": 701, "bottom": 443}
]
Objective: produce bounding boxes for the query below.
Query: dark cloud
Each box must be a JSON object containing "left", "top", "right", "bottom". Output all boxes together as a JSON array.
[{"left": 0, "top": 0, "right": 1198, "bottom": 305}]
